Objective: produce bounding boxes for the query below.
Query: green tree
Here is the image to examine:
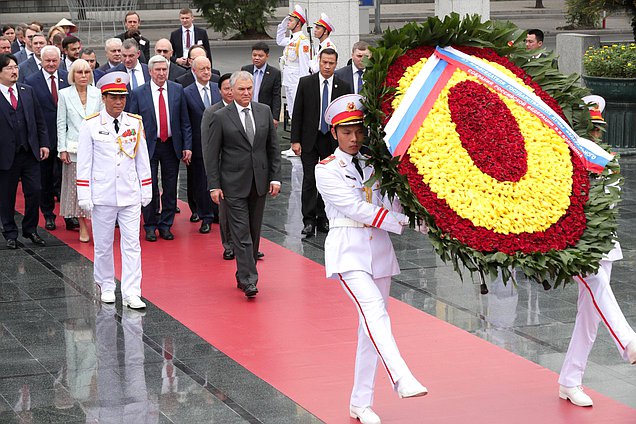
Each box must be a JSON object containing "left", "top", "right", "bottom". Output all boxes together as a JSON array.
[
  {"left": 566, "top": 0, "right": 636, "bottom": 40},
  {"left": 192, "top": 0, "right": 278, "bottom": 38}
]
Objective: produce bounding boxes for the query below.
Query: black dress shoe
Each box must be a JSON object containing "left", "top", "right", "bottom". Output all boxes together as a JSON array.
[
  {"left": 257, "top": 251, "right": 264, "bottom": 259},
  {"left": 317, "top": 221, "right": 329, "bottom": 233},
  {"left": 24, "top": 233, "right": 45, "bottom": 246},
  {"left": 199, "top": 223, "right": 210, "bottom": 234},
  {"left": 175, "top": 206, "right": 181, "bottom": 213},
  {"left": 190, "top": 213, "right": 200, "bottom": 223},
  {"left": 45, "top": 217, "right": 56, "bottom": 230},
  {"left": 65, "top": 217, "right": 79, "bottom": 231},
  {"left": 223, "top": 249, "right": 235, "bottom": 260},
  {"left": 159, "top": 229, "right": 174, "bottom": 240},
  {"left": 243, "top": 283, "right": 258, "bottom": 298},
  {"left": 301, "top": 223, "right": 315, "bottom": 236},
  {"left": 145, "top": 231, "right": 157, "bottom": 242},
  {"left": 6, "top": 239, "right": 17, "bottom": 249},
  {"left": 211, "top": 215, "right": 219, "bottom": 224}
]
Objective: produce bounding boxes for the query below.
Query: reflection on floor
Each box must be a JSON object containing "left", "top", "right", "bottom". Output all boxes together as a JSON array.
[{"left": 1, "top": 147, "right": 635, "bottom": 422}]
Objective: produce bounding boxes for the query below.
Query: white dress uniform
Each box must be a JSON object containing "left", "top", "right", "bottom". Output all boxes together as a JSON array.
[
  {"left": 77, "top": 108, "right": 152, "bottom": 300},
  {"left": 276, "top": 5, "right": 311, "bottom": 117}
]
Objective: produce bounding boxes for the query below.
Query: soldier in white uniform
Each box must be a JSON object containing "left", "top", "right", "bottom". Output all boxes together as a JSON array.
[
  {"left": 310, "top": 13, "right": 337, "bottom": 73},
  {"left": 76, "top": 71, "right": 152, "bottom": 310},
  {"left": 315, "top": 94, "right": 428, "bottom": 424},
  {"left": 276, "top": 4, "right": 311, "bottom": 123},
  {"left": 558, "top": 96, "right": 636, "bottom": 407}
]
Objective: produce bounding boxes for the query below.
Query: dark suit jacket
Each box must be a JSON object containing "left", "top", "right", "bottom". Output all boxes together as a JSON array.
[
  {"left": 128, "top": 80, "right": 193, "bottom": 159},
  {"left": 241, "top": 63, "right": 282, "bottom": 121},
  {"left": 11, "top": 40, "right": 23, "bottom": 54},
  {"left": 176, "top": 70, "right": 219, "bottom": 88},
  {"left": 203, "top": 102, "right": 280, "bottom": 197},
  {"left": 168, "top": 62, "right": 187, "bottom": 82},
  {"left": 115, "top": 32, "right": 151, "bottom": 64},
  {"left": 0, "top": 83, "right": 49, "bottom": 170},
  {"left": 335, "top": 65, "right": 360, "bottom": 94},
  {"left": 17, "top": 57, "right": 39, "bottom": 83},
  {"left": 183, "top": 81, "right": 221, "bottom": 159},
  {"left": 24, "top": 69, "right": 70, "bottom": 152},
  {"left": 169, "top": 26, "right": 211, "bottom": 62},
  {"left": 14, "top": 49, "right": 29, "bottom": 64},
  {"left": 291, "top": 73, "right": 351, "bottom": 150}
]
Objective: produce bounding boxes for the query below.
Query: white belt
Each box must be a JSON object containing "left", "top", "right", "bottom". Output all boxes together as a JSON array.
[{"left": 329, "top": 217, "right": 366, "bottom": 228}]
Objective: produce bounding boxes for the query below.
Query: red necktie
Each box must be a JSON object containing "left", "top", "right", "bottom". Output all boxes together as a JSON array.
[
  {"left": 50, "top": 75, "right": 58, "bottom": 105},
  {"left": 158, "top": 87, "right": 168, "bottom": 142},
  {"left": 185, "top": 29, "right": 191, "bottom": 49},
  {"left": 8, "top": 87, "right": 17, "bottom": 110}
]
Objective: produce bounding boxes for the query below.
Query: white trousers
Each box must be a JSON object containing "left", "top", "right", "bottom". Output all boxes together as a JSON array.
[
  {"left": 558, "top": 259, "right": 636, "bottom": 387},
  {"left": 339, "top": 271, "right": 413, "bottom": 408},
  {"left": 93, "top": 204, "right": 142, "bottom": 299},
  {"left": 284, "top": 83, "right": 298, "bottom": 119}
]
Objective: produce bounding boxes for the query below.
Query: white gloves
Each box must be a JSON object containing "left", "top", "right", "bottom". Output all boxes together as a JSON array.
[
  {"left": 141, "top": 197, "right": 152, "bottom": 207},
  {"left": 78, "top": 199, "right": 94, "bottom": 212}
]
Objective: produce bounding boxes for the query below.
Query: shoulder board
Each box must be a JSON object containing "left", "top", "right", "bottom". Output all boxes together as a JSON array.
[
  {"left": 85, "top": 112, "right": 100, "bottom": 121},
  {"left": 298, "top": 34, "right": 307, "bottom": 40},
  {"left": 126, "top": 113, "right": 142, "bottom": 120},
  {"left": 362, "top": 154, "right": 371, "bottom": 160},
  {"left": 319, "top": 155, "right": 336, "bottom": 165}
]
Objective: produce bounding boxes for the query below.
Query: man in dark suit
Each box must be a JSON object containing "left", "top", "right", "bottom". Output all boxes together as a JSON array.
[
  {"left": 95, "top": 38, "right": 123, "bottom": 80},
  {"left": 169, "top": 8, "right": 211, "bottom": 68},
  {"left": 334, "top": 41, "right": 371, "bottom": 95},
  {"left": 17, "top": 32, "right": 46, "bottom": 83},
  {"left": 105, "top": 39, "right": 150, "bottom": 111},
  {"left": 115, "top": 11, "right": 151, "bottom": 64},
  {"left": 0, "top": 53, "right": 50, "bottom": 248},
  {"left": 175, "top": 45, "right": 219, "bottom": 88},
  {"left": 128, "top": 55, "right": 192, "bottom": 241},
  {"left": 10, "top": 25, "right": 25, "bottom": 54},
  {"left": 0, "top": 37, "right": 12, "bottom": 54},
  {"left": 241, "top": 42, "right": 282, "bottom": 127},
  {"left": 183, "top": 56, "right": 220, "bottom": 233},
  {"left": 24, "top": 45, "right": 71, "bottom": 231},
  {"left": 203, "top": 71, "right": 281, "bottom": 298},
  {"left": 14, "top": 26, "right": 37, "bottom": 64},
  {"left": 154, "top": 38, "right": 186, "bottom": 82},
  {"left": 291, "top": 48, "right": 351, "bottom": 236}
]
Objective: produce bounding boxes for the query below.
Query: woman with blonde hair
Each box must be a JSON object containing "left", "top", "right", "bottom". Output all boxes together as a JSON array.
[
  {"left": 57, "top": 59, "right": 103, "bottom": 242},
  {"left": 48, "top": 25, "right": 65, "bottom": 45}
]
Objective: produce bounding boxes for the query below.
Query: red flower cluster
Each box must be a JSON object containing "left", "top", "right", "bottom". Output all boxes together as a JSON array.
[
  {"left": 448, "top": 80, "right": 527, "bottom": 182},
  {"left": 385, "top": 46, "right": 589, "bottom": 254}
]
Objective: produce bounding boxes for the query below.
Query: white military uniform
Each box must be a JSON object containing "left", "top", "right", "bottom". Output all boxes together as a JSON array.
[
  {"left": 276, "top": 19, "right": 311, "bottom": 116},
  {"left": 310, "top": 37, "right": 337, "bottom": 74},
  {"left": 315, "top": 147, "right": 419, "bottom": 408},
  {"left": 77, "top": 109, "right": 152, "bottom": 299}
]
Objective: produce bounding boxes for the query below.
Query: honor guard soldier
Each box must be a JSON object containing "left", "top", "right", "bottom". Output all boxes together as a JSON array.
[
  {"left": 76, "top": 71, "right": 152, "bottom": 309},
  {"left": 315, "top": 94, "right": 428, "bottom": 424},
  {"left": 310, "top": 13, "right": 337, "bottom": 73},
  {"left": 276, "top": 4, "right": 311, "bottom": 119}
]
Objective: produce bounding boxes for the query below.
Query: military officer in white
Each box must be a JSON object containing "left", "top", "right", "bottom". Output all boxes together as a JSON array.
[
  {"left": 315, "top": 94, "right": 428, "bottom": 424},
  {"left": 310, "top": 13, "right": 337, "bottom": 73},
  {"left": 76, "top": 71, "right": 152, "bottom": 310},
  {"left": 276, "top": 4, "right": 311, "bottom": 121}
]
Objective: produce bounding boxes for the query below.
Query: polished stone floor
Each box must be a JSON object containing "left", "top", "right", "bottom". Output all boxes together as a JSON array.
[{"left": 1, "top": 140, "right": 635, "bottom": 422}]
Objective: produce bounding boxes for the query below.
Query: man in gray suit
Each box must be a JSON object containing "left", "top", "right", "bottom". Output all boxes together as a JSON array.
[{"left": 202, "top": 71, "right": 281, "bottom": 298}]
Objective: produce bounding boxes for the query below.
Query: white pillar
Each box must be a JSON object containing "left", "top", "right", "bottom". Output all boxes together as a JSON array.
[
  {"left": 294, "top": 0, "right": 360, "bottom": 69},
  {"left": 435, "top": 0, "right": 490, "bottom": 21},
  {"left": 556, "top": 33, "right": 600, "bottom": 81}
]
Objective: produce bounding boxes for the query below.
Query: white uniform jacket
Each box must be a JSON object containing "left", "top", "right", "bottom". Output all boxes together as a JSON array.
[
  {"left": 276, "top": 21, "right": 311, "bottom": 86},
  {"left": 310, "top": 37, "right": 337, "bottom": 73},
  {"left": 315, "top": 148, "right": 409, "bottom": 279},
  {"left": 76, "top": 110, "right": 152, "bottom": 207}
]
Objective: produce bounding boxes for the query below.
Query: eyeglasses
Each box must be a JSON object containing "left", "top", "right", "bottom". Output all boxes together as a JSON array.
[{"left": 156, "top": 49, "right": 170, "bottom": 54}]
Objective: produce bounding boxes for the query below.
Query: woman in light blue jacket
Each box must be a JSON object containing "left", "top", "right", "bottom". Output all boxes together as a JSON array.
[{"left": 57, "top": 59, "right": 103, "bottom": 242}]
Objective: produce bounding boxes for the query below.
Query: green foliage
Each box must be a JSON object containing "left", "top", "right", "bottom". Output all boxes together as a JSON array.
[
  {"left": 192, "top": 0, "right": 277, "bottom": 36},
  {"left": 584, "top": 43, "right": 636, "bottom": 77},
  {"left": 565, "top": 0, "right": 603, "bottom": 28},
  {"left": 362, "top": 13, "right": 622, "bottom": 289}
]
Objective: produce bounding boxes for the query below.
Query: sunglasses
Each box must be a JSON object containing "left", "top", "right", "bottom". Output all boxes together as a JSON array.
[{"left": 156, "top": 49, "right": 170, "bottom": 54}]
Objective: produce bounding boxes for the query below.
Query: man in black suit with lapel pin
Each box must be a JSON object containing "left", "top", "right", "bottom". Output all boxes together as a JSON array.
[
  {"left": 24, "top": 45, "right": 71, "bottom": 231},
  {"left": 290, "top": 48, "right": 351, "bottom": 237},
  {"left": 170, "top": 8, "right": 211, "bottom": 69},
  {"left": 202, "top": 71, "right": 281, "bottom": 298},
  {"left": 0, "top": 53, "right": 50, "bottom": 249},
  {"left": 335, "top": 41, "right": 371, "bottom": 95},
  {"left": 241, "top": 42, "right": 282, "bottom": 127}
]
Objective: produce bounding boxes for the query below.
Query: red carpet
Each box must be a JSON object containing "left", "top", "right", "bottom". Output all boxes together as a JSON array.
[{"left": 17, "top": 191, "right": 636, "bottom": 423}]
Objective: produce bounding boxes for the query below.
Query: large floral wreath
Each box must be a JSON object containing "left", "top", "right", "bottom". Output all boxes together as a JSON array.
[{"left": 363, "top": 15, "right": 621, "bottom": 288}]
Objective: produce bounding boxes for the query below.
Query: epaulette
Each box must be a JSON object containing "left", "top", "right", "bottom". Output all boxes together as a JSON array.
[
  {"left": 126, "top": 112, "right": 142, "bottom": 120},
  {"left": 318, "top": 155, "right": 336, "bottom": 165},
  {"left": 85, "top": 112, "right": 100, "bottom": 121},
  {"left": 299, "top": 34, "right": 307, "bottom": 40}
]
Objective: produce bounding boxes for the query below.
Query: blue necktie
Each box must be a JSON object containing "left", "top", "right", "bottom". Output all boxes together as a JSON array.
[
  {"left": 320, "top": 80, "right": 329, "bottom": 134},
  {"left": 203, "top": 86, "right": 211, "bottom": 108},
  {"left": 130, "top": 68, "right": 138, "bottom": 89},
  {"left": 356, "top": 70, "right": 363, "bottom": 94}
]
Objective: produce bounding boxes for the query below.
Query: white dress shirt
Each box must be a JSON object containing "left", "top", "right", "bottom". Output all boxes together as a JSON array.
[
  {"left": 41, "top": 69, "right": 59, "bottom": 95},
  {"left": 352, "top": 66, "right": 364, "bottom": 94},
  {"left": 127, "top": 61, "right": 146, "bottom": 88},
  {"left": 151, "top": 80, "right": 172, "bottom": 138},
  {"left": 235, "top": 101, "right": 255, "bottom": 135},
  {"left": 181, "top": 25, "right": 196, "bottom": 58},
  {"left": 195, "top": 80, "right": 211, "bottom": 106},
  {"left": 0, "top": 83, "right": 18, "bottom": 105}
]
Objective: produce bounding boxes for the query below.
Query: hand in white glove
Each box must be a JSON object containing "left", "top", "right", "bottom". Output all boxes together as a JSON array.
[
  {"left": 141, "top": 197, "right": 152, "bottom": 207},
  {"left": 78, "top": 199, "right": 94, "bottom": 212}
]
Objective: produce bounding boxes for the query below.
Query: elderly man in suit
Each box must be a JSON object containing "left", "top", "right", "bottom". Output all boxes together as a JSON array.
[
  {"left": 17, "top": 32, "right": 47, "bottom": 83},
  {"left": 0, "top": 53, "right": 50, "bottom": 249},
  {"left": 128, "top": 55, "right": 192, "bottom": 241},
  {"left": 202, "top": 70, "right": 281, "bottom": 298},
  {"left": 170, "top": 8, "right": 211, "bottom": 68},
  {"left": 154, "top": 39, "right": 186, "bottom": 82},
  {"left": 290, "top": 48, "right": 351, "bottom": 237},
  {"left": 175, "top": 45, "right": 219, "bottom": 88},
  {"left": 24, "top": 45, "right": 72, "bottom": 232},
  {"left": 95, "top": 38, "right": 122, "bottom": 79},
  {"left": 335, "top": 41, "right": 371, "bottom": 95},
  {"left": 241, "top": 42, "right": 281, "bottom": 127},
  {"left": 183, "top": 56, "right": 220, "bottom": 234}
]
